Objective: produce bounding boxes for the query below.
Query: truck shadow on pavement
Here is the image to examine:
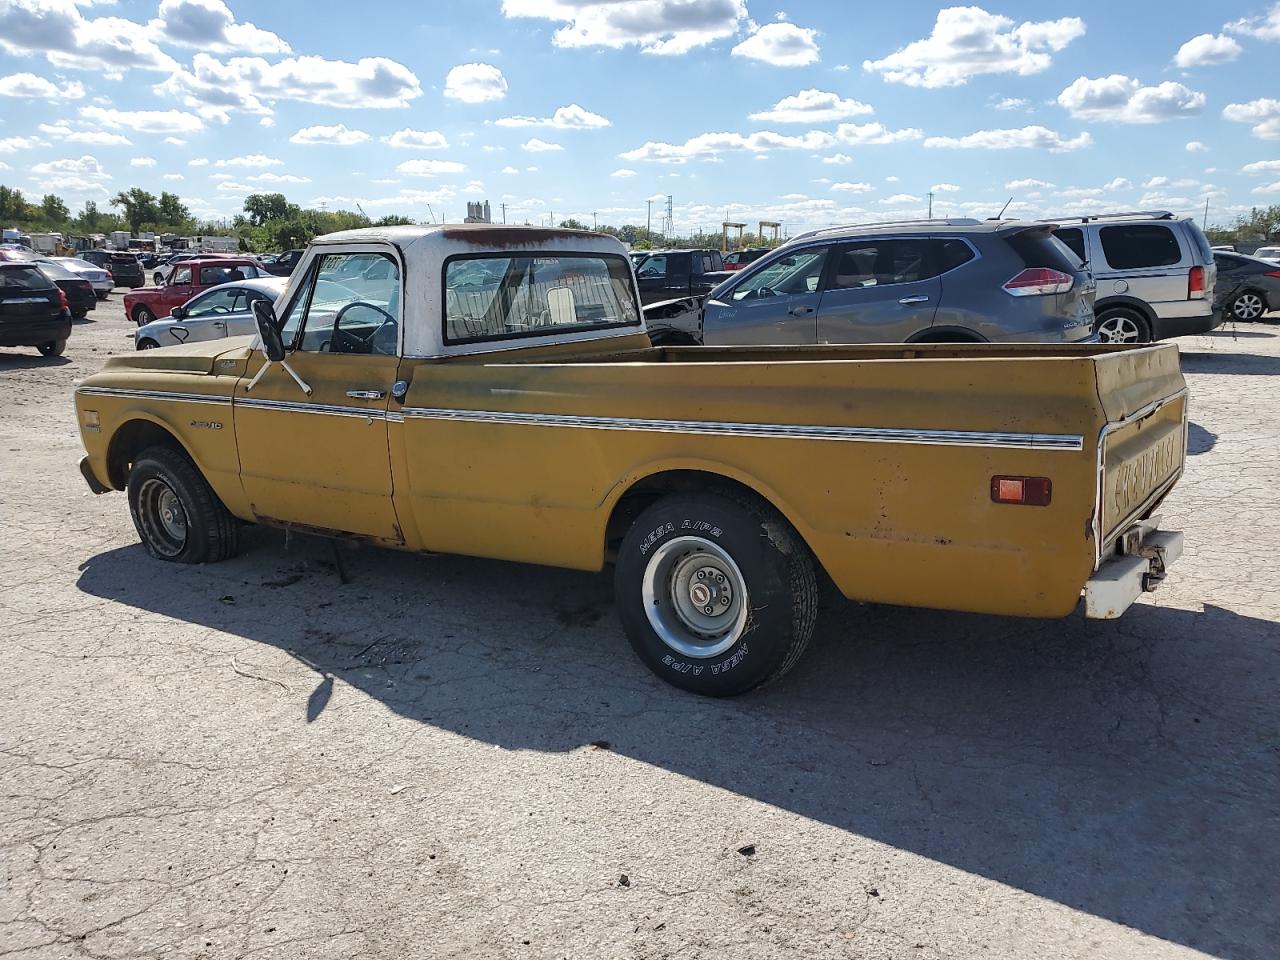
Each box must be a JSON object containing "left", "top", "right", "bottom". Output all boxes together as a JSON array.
[
  {"left": 77, "top": 535, "right": 1278, "bottom": 960},
  {"left": 1179, "top": 350, "right": 1280, "bottom": 375}
]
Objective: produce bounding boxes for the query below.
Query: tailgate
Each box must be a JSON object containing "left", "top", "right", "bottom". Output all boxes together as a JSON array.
[{"left": 1094, "top": 345, "right": 1187, "bottom": 548}]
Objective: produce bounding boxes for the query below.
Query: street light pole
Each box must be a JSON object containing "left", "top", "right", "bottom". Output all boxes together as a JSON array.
[{"left": 646, "top": 199, "right": 652, "bottom": 242}]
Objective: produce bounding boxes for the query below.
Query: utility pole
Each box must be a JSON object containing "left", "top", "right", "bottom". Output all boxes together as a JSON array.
[
  {"left": 500, "top": 202, "right": 507, "bottom": 224},
  {"left": 927, "top": 191, "right": 934, "bottom": 218},
  {"left": 646, "top": 199, "right": 653, "bottom": 242},
  {"left": 1203, "top": 197, "right": 1210, "bottom": 230},
  {"left": 592, "top": 211, "right": 597, "bottom": 230}
]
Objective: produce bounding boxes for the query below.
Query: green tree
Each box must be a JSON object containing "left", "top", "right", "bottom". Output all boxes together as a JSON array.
[
  {"left": 0, "top": 185, "right": 29, "bottom": 222},
  {"left": 111, "top": 188, "right": 159, "bottom": 233},
  {"left": 77, "top": 199, "right": 103, "bottom": 232},
  {"left": 243, "top": 193, "right": 297, "bottom": 227},
  {"left": 156, "top": 191, "right": 190, "bottom": 228},
  {"left": 40, "top": 193, "right": 69, "bottom": 224},
  {"left": 558, "top": 217, "right": 588, "bottom": 230}
]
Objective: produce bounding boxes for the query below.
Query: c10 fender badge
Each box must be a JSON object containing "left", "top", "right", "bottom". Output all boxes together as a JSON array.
[{"left": 190, "top": 420, "right": 223, "bottom": 430}]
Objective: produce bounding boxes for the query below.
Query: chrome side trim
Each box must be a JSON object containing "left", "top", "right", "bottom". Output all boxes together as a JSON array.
[
  {"left": 233, "top": 397, "right": 382, "bottom": 419},
  {"left": 76, "top": 386, "right": 230, "bottom": 406},
  {"left": 400, "top": 407, "right": 1086, "bottom": 450}
]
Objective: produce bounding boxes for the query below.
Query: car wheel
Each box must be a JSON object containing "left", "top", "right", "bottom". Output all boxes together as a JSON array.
[
  {"left": 615, "top": 490, "right": 818, "bottom": 696},
  {"left": 37, "top": 339, "right": 67, "bottom": 358},
  {"left": 1228, "top": 291, "right": 1266, "bottom": 322},
  {"left": 127, "top": 446, "right": 239, "bottom": 564},
  {"left": 132, "top": 305, "right": 156, "bottom": 326},
  {"left": 1095, "top": 309, "right": 1151, "bottom": 344},
  {"left": 137, "top": 338, "right": 160, "bottom": 350},
  {"left": 153, "top": 272, "right": 164, "bottom": 286},
  {"left": 72, "top": 308, "right": 88, "bottom": 320}
]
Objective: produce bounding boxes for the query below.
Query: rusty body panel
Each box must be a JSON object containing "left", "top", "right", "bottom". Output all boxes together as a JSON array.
[{"left": 75, "top": 225, "right": 1190, "bottom": 624}]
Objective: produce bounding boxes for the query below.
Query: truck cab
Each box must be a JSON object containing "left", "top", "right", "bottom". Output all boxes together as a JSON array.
[{"left": 124, "top": 256, "right": 264, "bottom": 325}]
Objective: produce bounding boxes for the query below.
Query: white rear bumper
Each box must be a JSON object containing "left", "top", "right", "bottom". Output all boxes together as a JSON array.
[{"left": 1084, "top": 521, "right": 1183, "bottom": 619}]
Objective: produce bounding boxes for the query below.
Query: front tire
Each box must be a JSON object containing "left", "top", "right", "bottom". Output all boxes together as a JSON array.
[
  {"left": 615, "top": 491, "right": 817, "bottom": 696},
  {"left": 1227, "top": 291, "right": 1266, "bottom": 322},
  {"left": 132, "top": 305, "right": 155, "bottom": 326},
  {"left": 127, "top": 446, "right": 239, "bottom": 564},
  {"left": 1095, "top": 308, "right": 1151, "bottom": 344},
  {"left": 37, "top": 339, "right": 66, "bottom": 357}
]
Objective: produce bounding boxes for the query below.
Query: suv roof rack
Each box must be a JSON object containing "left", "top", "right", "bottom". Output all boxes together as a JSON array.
[
  {"left": 790, "top": 218, "right": 980, "bottom": 243},
  {"left": 1040, "top": 210, "right": 1174, "bottom": 225}
]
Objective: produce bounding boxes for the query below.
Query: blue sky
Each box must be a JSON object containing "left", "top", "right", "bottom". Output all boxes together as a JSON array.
[{"left": 2, "top": 0, "right": 1279, "bottom": 235}]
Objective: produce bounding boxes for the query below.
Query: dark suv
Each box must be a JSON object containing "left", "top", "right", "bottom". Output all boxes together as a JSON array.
[
  {"left": 82, "top": 250, "right": 144, "bottom": 288},
  {"left": 645, "top": 219, "right": 1096, "bottom": 346},
  {"left": 0, "top": 262, "right": 72, "bottom": 357}
]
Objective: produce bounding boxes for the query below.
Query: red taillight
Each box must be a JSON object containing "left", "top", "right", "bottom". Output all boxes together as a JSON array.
[
  {"left": 1188, "top": 265, "right": 1205, "bottom": 299},
  {"left": 1003, "top": 267, "right": 1073, "bottom": 296},
  {"left": 105, "top": 267, "right": 113, "bottom": 278},
  {"left": 1266, "top": 270, "right": 1280, "bottom": 279},
  {"left": 991, "top": 476, "right": 1052, "bottom": 506},
  {"left": 58, "top": 288, "right": 69, "bottom": 310}
]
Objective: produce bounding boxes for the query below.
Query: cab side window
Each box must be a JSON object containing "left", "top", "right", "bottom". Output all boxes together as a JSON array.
[
  {"left": 279, "top": 253, "right": 400, "bottom": 356},
  {"left": 636, "top": 255, "right": 666, "bottom": 279},
  {"left": 827, "top": 240, "right": 928, "bottom": 290},
  {"left": 730, "top": 248, "right": 828, "bottom": 301},
  {"left": 171, "top": 266, "right": 192, "bottom": 285}
]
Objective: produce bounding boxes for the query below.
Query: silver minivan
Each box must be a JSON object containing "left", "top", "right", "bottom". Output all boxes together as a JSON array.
[{"left": 1051, "top": 211, "right": 1218, "bottom": 343}]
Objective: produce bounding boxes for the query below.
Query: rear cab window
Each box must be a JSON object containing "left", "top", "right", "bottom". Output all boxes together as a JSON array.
[
  {"left": 443, "top": 253, "right": 638, "bottom": 344},
  {"left": 1098, "top": 225, "right": 1183, "bottom": 270},
  {"left": 0, "top": 266, "right": 55, "bottom": 291}
]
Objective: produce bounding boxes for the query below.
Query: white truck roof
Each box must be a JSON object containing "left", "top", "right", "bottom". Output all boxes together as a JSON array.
[{"left": 292, "top": 224, "right": 642, "bottom": 358}]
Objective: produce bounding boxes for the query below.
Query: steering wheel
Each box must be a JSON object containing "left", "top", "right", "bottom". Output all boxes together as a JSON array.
[{"left": 330, "top": 301, "right": 397, "bottom": 354}]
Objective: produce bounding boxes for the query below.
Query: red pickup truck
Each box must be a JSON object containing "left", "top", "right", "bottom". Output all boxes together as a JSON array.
[{"left": 124, "top": 257, "right": 265, "bottom": 326}]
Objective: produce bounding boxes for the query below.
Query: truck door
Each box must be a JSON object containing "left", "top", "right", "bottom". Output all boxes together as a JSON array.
[
  {"left": 814, "top": 239, "right": 939, "bottom": 344},
  {"left": 701, "top": 246, "right": 827, "bottom": 345},
  {"left": 233, "top": 248, "right": 404, "bottom": 543}
]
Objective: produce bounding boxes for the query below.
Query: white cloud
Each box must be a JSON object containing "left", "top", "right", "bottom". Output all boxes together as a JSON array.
[
  {"left": 289, "top": 124, "right": 369, "bottom": 146},
  {"left": 259, "top": 116, "right": 274, "bottom": 128},
  {"left": 0, "top": 0, "right": 178, "bottom": 76},
  {"left": 397, "top": 159, "right": 466, "bottom": 177},
  {"left": 246, "top": 172, "right": 310, "bottom": 183},
  {"left": 748, "top": 89, "right": 872, "bottom": 123},
  {"left": 821, "top": 152, "right": 853, "bottom": 164},
  {"left": 1006, "top": 177, "right": 1054, "bottom": 189},
  {"left": 29, "top": 153, "right": 110, "bottom": 191},
  {"left": 925, "top": 125, "right": 1092, "bottom": 151},
  {"left": 0, "top": 71, "right": 84, "bottom": 100},
  {"left": 500, "top": 0, "right": 747, "bottom": 56},
  {"left": 525, "top": 166, "right": 538, "bottom": 172},
  {"left": 1174, "top": 33, "right": 1242, "bottom": 68},
  {"left": 993, "top": 96, "right": 1028, "bottom": 111},
  {"left": 610, "top": 168, "right": 637, "bottom": 177},
  {"left": 210, "top": 173, "right": 235, "bottom": 181},
  {"left": 931, "top": 182, "right": 961, "bottom": 192},
  {"left": 162, "top": 173, "right": 183, "bottom": 181},
  {"left": 215, "top": 180, "right": 249, "bottom": 192},
  {"left": 1242, "top": 159, "right": 1280, "bottom": 174},
  {"left": 1226, "top": 3, "right": 1280, "bottom": 41},
  {"left": 383, "top": 129, "right": 449, "bottom": 150},
  {"left": 129, "top": 157, "right": 156, "bottom": 167},
  {"left": 501, "top": 165, "right": 519, "bottom": 174},
  {"left": 214, "top": 154, "right": 283, "bottom": 167},
  {"left": 884, "top": 175, "right": 899, "bottom": 182},
  {"left": 494, "top": 104, "right": 609, "bottom": 129},
  {"left": 1251, "top": 180, "right": 1280, "bottom": 195},
  {"left": 1057, "top": 75, "right": 1205, "bottom": 123},
  {"left": 158, "top": 52, "right": 422, "bottom": 119},
  {"left": 163, "top": 136, "right": 185, "bottom": 145},
  {"left": 0, "top": 135, "right": 47, "bottom": 153},
  {"left": 36, "top": 121, "right": 129, "bottom": 145},
  {"left": 830, "top": 181, "right": 872, "bottom": 193},
  {"left": 864, "top": 8, "right": 1085, "bottom": 87},
  {"left": 1104, "top": 177, "right": 1131, "bottom": 190},
  {"left": 443, "top": 63, "right": 507, "bottom": 103},
  {"left": 149, "top": 0, "right": 289, "bottom": 55},
  {"left": 732, "top": 22, "right": 820, "bottom": 67},
  {"left": 620, "top": 129, "right": 838, "bottom": 163},
  {"left": 880, "top": 193, "right": 922, "bottom": 205},
  {"left": 1186, "top": 140, "right": 1209, "bottom": 152},
  {"left": 80, "top": 105, "right": 203, "bottom": 134},
  {"left": 1224, "top": 98, "right": 1280, "bottom": 140},
  {"left": 188, "top": 158, "right": 209, "bottom": 166},
  {"left": 835, "top": 122, "right": 923, "bottom": 145},
  {"left": 521, "top": 138, "right": 563, "bottom": 152},
  {"left": 1144, "top": 176, "right": 1198, "bottom": 188}
]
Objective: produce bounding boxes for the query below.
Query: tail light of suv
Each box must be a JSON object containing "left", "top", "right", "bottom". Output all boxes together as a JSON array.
[
  {"left": 1003, "top": 267, "right": 1074, "bottom": 296},
  {"left": 1188, "top": 266, "right": 1205, "bottom": 299},
  {"left": 58, "top": 288, "right": 69, "bottom": 311}
]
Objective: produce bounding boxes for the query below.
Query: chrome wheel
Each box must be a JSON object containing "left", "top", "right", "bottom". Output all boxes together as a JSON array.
[
  {"left": 1096, "top": 314, "right": 1141, "bottom": 343},
  {"left": 1231, "top": 292, "right": 1264, "bottom": 321},
  {"left": 136, "top": 477, "right": 189, "bottom": 558},
  {"left": 641, "top": 536, "right": 749, "bottom": 659}
]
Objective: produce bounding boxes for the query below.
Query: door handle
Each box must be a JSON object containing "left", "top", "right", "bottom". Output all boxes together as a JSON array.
[
  {"left": 346, "top": 390, "right": 386, "bottom": 400},
  {"left": 899, "top": 295, "right": 930, "bottom": 304},
  {"left": 788, "top": 305, "right": 815, "bottom": 316}
]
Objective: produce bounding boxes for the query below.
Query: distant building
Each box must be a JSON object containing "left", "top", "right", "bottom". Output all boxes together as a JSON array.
[{"left": 464, "top": 201, "right": 492, "bottom": 224}]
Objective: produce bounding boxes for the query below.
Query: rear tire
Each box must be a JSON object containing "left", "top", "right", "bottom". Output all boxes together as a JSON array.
[
  {"left": 37, "top": 339, "right": 66, "bottom": 358},
  {"left": 72, "top": 308, "right": 88, "bottom": 320},
  {"left": 1227, "top": 291, "right": 1266, "bottom": 322},
  {"left": 1095, "top": 308, "right": 1151, "bottom": 344},
  {"left": 127, "top": 445, "right": 239, "bottom": 564},
  {"left": 137, "top": 338, "right": 160, "bottom": 350},
  {"left": 153, "top": 272, "right": 164, "bottom": 286},
  {"left": 615, "top": 490, "right": 818, "bottom": 696},
  {"left": 132, "top": 305, "right": 156, "bottom": 326}
]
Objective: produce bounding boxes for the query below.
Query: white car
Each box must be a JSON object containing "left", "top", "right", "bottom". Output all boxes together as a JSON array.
[
  {"left": 50, "top": 256, "right": 114, "bottom": 298},
  {"left": 135, "top": 276, "right": 287, "bottom": 349},
  {"left": 1253, "top": 246, "right": 1280, "bottom": 265}
]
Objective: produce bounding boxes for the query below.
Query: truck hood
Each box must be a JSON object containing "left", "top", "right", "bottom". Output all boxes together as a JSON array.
[{"left": 100, "top": 335, "right": 254, "bottom": 375}]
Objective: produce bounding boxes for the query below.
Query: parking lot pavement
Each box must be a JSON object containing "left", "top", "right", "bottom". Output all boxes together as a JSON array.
[{"left": 1, "top": 298, "right": 1277, "bottom": 960}]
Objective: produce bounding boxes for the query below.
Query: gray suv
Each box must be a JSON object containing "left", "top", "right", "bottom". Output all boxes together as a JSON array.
[
  {"left": 1050, "top": 211, "right": 1218, "bottom": 343},
  {"left": 646, "top": 219, "right": 1096, "bottom": 346}
]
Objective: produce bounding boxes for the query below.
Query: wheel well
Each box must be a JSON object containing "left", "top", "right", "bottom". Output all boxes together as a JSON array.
[
  {"left": 910, "top": 330, "right": 983, "bottom": 344},
  {"left": 106, "top": 420, "right": 185, "bottom": 488},
  {"left": 648, "top": 329, "right": 699, "bottom": 347},
  {"left": 1094, "top": 298, "right": 1155, "bottom": 325}
]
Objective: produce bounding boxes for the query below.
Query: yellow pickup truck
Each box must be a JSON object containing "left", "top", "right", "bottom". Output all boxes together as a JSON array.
[{"left": 75, "top": 226, "right": 1187, "bottom": 696}]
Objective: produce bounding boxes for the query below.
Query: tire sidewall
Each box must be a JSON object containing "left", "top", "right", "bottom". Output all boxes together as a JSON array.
[
  {"left": 1098, "top": 308, "right": 1151, "bottom": 343},
  {"left": 1229, "top": 292, "right": 1262, "bottom": 321},
  {"left": 615, "top": 495, "right": 798, "bottom": 696},
  {"left": 127, "top": 453, "right": 211, "bottom": 563},
  {"left": 134, "top": 307, "right": 154, "bottom": 326}
]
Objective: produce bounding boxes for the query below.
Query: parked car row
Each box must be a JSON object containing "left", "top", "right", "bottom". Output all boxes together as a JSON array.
[{"left": 0, "top": 260, "right": 72, "bottom": 356}]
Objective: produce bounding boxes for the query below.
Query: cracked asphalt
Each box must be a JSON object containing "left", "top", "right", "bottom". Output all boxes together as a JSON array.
[{"left": 2, "top": 298, "right": 1278, "bottom": 960}]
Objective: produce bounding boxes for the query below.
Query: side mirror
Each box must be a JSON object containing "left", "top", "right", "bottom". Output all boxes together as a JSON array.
[
  {"left": 252, "top": 299, "right": 285, "bottom": 362},
  {"left": 170, "top": 306, "right": 186, "bottom": 319}
]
